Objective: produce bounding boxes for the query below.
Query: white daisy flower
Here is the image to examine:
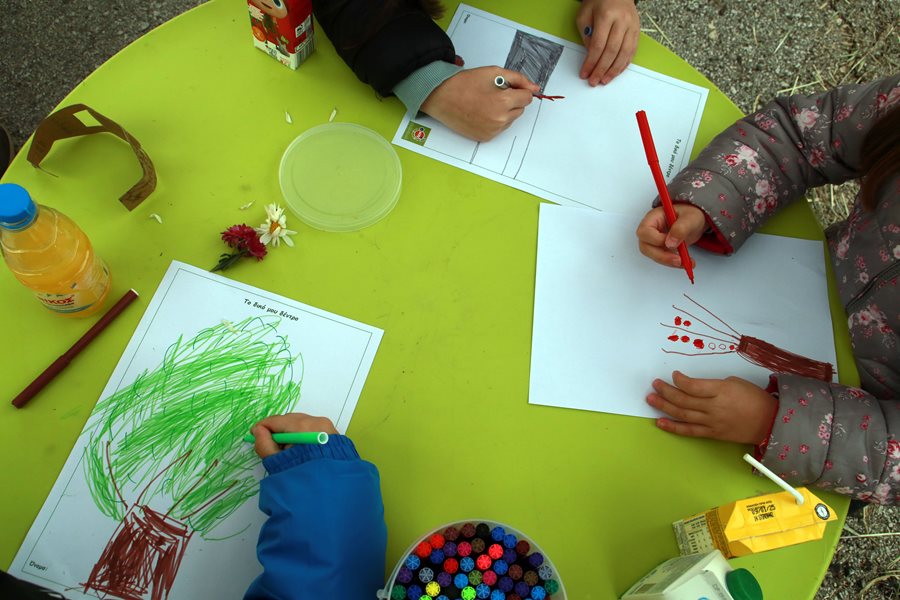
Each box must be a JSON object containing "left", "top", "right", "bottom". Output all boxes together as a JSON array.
[{"left": 256, "top": 204, "right": 296, "bottom": 247}]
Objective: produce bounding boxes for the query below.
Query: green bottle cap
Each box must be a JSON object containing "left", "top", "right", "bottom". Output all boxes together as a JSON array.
[{"left": 726, "top": 568, "right": 763, "bottom": 600}]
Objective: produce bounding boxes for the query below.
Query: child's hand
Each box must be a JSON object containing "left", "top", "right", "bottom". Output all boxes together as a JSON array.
[
  {"left": 421, "top": 66, "right": 540, "bottom": 142},
  {"left": 636, "top": 204, "right": 706, "bottom": 268},
  {"left": 646, "top": 371, "right": 778, "bottom": 445},
  {"left": 251, "top": 413, "right": 338, "bottom": 459},
  {"left": 576, "top": 0, "right": 640, "bottom": 85}
]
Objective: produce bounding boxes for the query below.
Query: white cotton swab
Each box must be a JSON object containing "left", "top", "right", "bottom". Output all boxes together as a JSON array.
[{"left": 743, "top": 453, "right": 805, "bottom": 505}]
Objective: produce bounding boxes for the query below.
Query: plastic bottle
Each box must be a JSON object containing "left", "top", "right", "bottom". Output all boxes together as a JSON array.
[{"left": 0, "top": 183, "right": 111, "bottom": 317}]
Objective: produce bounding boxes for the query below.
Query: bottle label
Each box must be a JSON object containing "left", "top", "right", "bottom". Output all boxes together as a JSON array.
[{"left": 34, "top": 261, "right": 111, "bottom": 314}]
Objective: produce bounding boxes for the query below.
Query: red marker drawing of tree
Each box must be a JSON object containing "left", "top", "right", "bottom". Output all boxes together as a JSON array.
[{"left": 660, "top": 294, "right": 834, "bottom": 382}]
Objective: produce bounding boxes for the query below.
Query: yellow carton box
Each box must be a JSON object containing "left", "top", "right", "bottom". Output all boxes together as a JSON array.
[{"left": 673, "top": 487, "right": 836, "bottom": 558}]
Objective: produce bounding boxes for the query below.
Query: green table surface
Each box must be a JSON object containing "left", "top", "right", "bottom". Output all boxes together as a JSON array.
[{"left": 1, "top": 1, "right": 854, "bottom": 598}]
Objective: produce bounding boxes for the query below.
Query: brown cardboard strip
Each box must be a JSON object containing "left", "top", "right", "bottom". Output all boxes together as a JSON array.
[{"left": 26, "top": 104, "right": 157, "bottom": 210}]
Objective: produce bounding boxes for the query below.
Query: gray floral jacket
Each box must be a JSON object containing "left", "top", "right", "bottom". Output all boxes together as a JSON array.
[{"left": 666, "top": 75, "right": 900, "bottom": 504}]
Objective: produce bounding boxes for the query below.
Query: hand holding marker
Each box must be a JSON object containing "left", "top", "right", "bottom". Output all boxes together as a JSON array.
[{"left": 494, "top": 75, "right": 565, "bottom": 101}]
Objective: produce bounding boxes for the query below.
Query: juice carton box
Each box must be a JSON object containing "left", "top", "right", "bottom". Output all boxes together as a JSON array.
[
  {"left": 620, "top": 550, "right": 762, "bottom": 600},
  {"left": 673, "top": 487, "right": 836, "bottom": 558},
  {"left": 248, "top": 0, "right": 316, "bottom": 69}
]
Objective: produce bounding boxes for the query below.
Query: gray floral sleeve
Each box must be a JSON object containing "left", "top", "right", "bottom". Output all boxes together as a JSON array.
[{"left": 664, "top": 75, "right": 900, "bottom": 504}]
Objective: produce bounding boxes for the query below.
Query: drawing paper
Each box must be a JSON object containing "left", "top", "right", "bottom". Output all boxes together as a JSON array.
[
  {"left": 393, "top": 4, "right": 709, "bottom": 217},
  {"left": 530, "top": 205, "right": 838, "bottom": 418},
  {"left": 10, "top": 261, "right": 383, "bottom": 599}
]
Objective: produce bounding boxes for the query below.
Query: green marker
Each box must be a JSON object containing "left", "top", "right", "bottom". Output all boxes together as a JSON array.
[{"left": 243, "top": 431, "right": 330, "bottom": 445}]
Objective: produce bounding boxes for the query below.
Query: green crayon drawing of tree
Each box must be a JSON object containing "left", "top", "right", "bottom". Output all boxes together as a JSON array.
[{"left": 80, "top": 315, "right": 302, "bottom": 600}]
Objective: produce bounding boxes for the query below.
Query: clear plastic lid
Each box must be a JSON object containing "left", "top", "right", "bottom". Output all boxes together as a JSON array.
[{"left": 279, "top": 123, "right": 402, "bottom": 232}]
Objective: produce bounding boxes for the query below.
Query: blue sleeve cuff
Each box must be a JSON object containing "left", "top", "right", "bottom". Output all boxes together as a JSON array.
[
  {"left": 393, "top": 60, "right": 463, "bottom": 115},
  {"left": 261, "top": 435, "right": 360, "bottom": 475}
]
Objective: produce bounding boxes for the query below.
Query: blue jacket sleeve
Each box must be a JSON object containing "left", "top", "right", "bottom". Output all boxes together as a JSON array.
[{"left": 244, "top": 435, "right": 387, "bottom": 599}]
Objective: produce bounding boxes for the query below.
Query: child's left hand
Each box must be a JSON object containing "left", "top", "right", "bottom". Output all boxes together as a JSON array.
[
  {"left": 646, "top": 371, "right": 778, "bottom": 445},
  {"left": 576, "top": 0, "right": 640, "bottom": 86}
]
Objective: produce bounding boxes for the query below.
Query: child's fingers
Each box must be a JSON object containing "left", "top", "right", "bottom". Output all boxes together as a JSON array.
[
  {"left": 655, "top": 417, "right": 714, "bottom": 439},
  {"left": 499, "top": 69, "right": 540, "bottom": 93},
  {"left": 638, "top": 241, "right": 682, "bottom": 267},
  {"left": 651, "top": 378, "right": 712, "bottom": 413},
  {"left": 251, "top": 424, "right": 281, "bottom": 459},
  {"left": 646, "top": 392, "right": 707, "bottom": 424},
  {"left": 671, "top": 371, "right": 723, "bottom": 397},
  {"left": 591, "top": 21, "right": 626, "bottom": 84},
  {"left": 602, "top": 27, "right": 638, "bottom": 83},
  {"left": 580, "top": 18, "right": 613, "bottom": 81}
]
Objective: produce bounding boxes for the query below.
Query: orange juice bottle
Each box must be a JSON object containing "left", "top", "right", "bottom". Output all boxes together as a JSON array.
[{"left": 0, "top": 183, "right": 110, "bottom": 317}]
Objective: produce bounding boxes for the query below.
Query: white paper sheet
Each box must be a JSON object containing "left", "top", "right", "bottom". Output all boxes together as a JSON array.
[
  {"left": 10, "top": 261, "right": 383, "bottom": 599},
  {"left": 530, "top": 205, "right": 837, "bottom": 418},
  {"left": 393, "top": 4, "right": 709, "bottom": 217}
]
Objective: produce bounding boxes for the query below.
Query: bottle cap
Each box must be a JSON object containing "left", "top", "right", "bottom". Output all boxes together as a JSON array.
[
  {"left": 0, "top": 183, "right": 37, "bottom": 230},
  {"left": 726, "top": 568, "right": 763, "bottom": 600}
]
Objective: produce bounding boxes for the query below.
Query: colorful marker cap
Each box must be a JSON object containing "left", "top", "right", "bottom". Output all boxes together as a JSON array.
[
  {"left": 514, "top": 581, "right": 531, "bottom": 597},
  {"left": 431, "top": 549, "right": 446, "bottom": 565},
  {"left": 476, "top": 523, "right": 491, "bottom": 539},
  {"left": 482, "top": 570, "right": 498, "bottom": 587},
  {"left": 461, "top": 523, "right": 476, "bottom": 538},
  {"left": 430, "top": 534, "right": 446, "bottom": 549},
  {"left": 537, "top": 565, "right": 553, "bottom": 581},
  {"left": 460, "top": 557, "right": 475, "bottom": 573},
  {"left": 407, "top": 584, "right": 423, "bottom": 600},
  {"left": 454, "top": 573, "right": 469, "bottom": 589},
  {"left": 530, "top": 585, "right": 547, "bottom": 600},
  {"left": 476, "top": 583, "right": 491, "bottom": 599},
  {"left": 406, "top": 555, "right": 422, "bottom": 570},
  {"left": 523, "top": 571, "right": 538, "bottom": 586},
  {"left": 425, "top": 581, "right": 441, "bottom": 597},
  {"left": 543, "top": 580, "right": 559, "bottom": 595},
  {"left": 504, "top": 534, "right": 518, "bottom": 550},
  {"left": 471, "top": 538, "right": 486, "bottom": 554},
  {"left": 419, "top": 567, "right": 434, "bottom": 583},
  {"left": 493, "top": 560, "right": 509, "bottom": 576},
  {"left": 461, "top": 586, "right": 477, "bottom": 600},
  {"left": 491, "top": 526, "right": 506, "bottom": 541},
  {"left": 391, "top": 584, "right": 407, "bottom": 600},
  {"left": 508, "top": 565, "right": 523, "bottom": 581},
  {"left": 398, "top": 566, "right": 413, "bottom": 584},
  {"left": 488, "top": 544, "right": 504, "bottom": 560},
  {"left": 476, "top": 554, "right": 492, "bottom": 571},
  {"left": 527, "top": 553, "right": 544, "bottom": 568},
  {"left": 444, "top": 526, "right": 460, "bottom": 541},
  {"left": 444, "top": 558, "right": 459, "bottom": 574},
  {"left": 458, "top": 541, "right": 473, "bottom": 557},
  {"left": 416, "top": 541, "right": 433, "bottom": 558},
  {"left": 490, "top": 591, "right": 506, "bottom": 600},
  {"left": 468, "top": 570, "right": 483, "bottom": 586},
  {"left": 436, "top": 571, "right": 452, "bottom": 588},
  {"left": 515, "top": 540, "right": 530, "bottom": 555},
  {"left": 498, "top": 576, "right": 514, "bottom": 592},
  {"left": 444, "top": 542, "right": 458, "bottom": 557}
]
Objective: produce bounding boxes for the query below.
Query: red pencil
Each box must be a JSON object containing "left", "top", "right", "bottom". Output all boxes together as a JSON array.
[
  {"left": 635, "top": 110, "right": 695, "bottom": 284},
  {"left": 12, "top": 288, "right": 139, "bottom": 408}
]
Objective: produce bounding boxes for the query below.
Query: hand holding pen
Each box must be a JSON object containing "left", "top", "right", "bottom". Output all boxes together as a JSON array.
[
  {"left": 420, "top": 66, "right": 539, "bottom": 142},
  {"left": 635, "top": 110, "right": 700, "bottom": 283}
]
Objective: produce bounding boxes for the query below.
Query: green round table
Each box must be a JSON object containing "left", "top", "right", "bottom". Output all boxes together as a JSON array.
[{"left": 0, "top": 1, "right": 853, "bottom": 598}]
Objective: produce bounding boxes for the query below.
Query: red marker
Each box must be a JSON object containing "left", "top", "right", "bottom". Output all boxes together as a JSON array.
[{"left": 635, "top": 110, "right": 695, "bottom": 284}]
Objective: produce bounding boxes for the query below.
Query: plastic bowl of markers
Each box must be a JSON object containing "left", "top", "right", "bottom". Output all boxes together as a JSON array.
[{"left": 377, "top": 519, "right": 567, "bottom": 600}]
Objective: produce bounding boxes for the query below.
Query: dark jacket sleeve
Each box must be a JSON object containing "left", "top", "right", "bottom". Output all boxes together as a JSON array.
[
  {"left": 312, "top": 0, "right": 456, "bottom": 96},
  {"left": 244, "top": 435, "right": 387, "bottom": 599}
]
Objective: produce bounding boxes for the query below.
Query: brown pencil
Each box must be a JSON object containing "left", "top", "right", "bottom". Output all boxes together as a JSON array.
[{"left": 12, "top": 288, "right": 139, "bottom": 408}]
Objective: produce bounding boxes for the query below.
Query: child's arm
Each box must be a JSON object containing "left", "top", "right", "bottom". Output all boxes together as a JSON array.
[
  {"left": 647, "top": 372, "right": 900, "bottom": 505},
  {"left": 637, "top": 74, "right": 900, "bottom": 260},
  {"left": 244, "top": 414, "right": 387, "bottom": 600},
  {"left": 759, "top": 374, "right": 900, "bottom": 505}
]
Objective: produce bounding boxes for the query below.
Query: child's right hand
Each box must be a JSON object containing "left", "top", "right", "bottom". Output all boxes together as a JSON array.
[
  {"left": 421, "top": 66, "right": 540, "bottom": 142},
  {"left": 251, "top": 413, "right": 338, "bottom": 459},
  {"left": 635, "top": 204, "right": 707, "bottom": 268}
]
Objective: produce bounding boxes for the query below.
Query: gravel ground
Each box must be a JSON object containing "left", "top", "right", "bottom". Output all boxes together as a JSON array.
[{"left": 1, "top": 1, "right": 898, "bottom": 598}]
